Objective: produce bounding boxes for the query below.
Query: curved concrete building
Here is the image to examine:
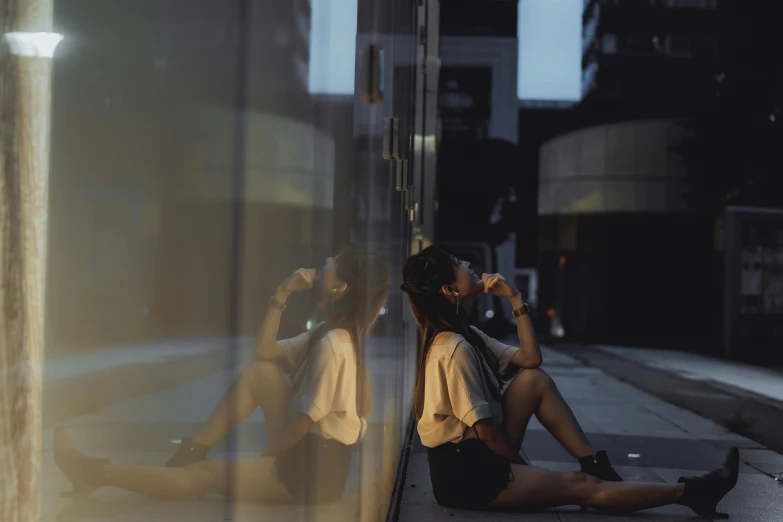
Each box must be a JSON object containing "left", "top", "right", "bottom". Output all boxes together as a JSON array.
[
  {"left": 537, "top": 119, "right": 720, "bottom": 351},
  {"left": 539, "top": 119, "right": 691, "bottom": 216}
]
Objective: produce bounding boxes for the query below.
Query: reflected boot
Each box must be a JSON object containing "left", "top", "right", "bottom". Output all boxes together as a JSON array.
[
  {"left": 165, "top": 438, "right": 211, "bottom": 467},
  {"left": 678, "top": 447, "right": 739, "bottom": 519},
  {"left": 579, "top": 450, "right": 623, "bottom": 481},
  {"left": 54, "top": 428, "right": 110, "bottom": 498}
]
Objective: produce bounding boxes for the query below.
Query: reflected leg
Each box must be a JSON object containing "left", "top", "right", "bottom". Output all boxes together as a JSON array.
[
  {"left": 194, "top": 360, "right": 292, "bottom": 447},
  {"left": 104, "top": 457, "right": 295, "bottom": 502}
]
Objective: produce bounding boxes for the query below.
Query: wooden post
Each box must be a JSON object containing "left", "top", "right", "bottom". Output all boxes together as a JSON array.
[{"left": 1, "top": 1, "right": 58, "bottom": 520}]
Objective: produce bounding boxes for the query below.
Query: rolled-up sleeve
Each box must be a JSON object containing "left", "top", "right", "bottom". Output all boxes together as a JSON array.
[
  {"left": 277, "top": 331, "right": 311, "bottom": 374},
  {"left": 290, "top": 337, "right": 339, "bottom": 423},
  {"left": 447, "top": 342, "right": 493, "bottom": 427}
]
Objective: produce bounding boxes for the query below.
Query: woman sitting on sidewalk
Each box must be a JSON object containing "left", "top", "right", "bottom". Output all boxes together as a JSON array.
[
  {"left": 401, "top": 245, "right": 738, "bottom": 518},
  {"left": 54, "top": 245, "right": 389, "bottom": 504}
]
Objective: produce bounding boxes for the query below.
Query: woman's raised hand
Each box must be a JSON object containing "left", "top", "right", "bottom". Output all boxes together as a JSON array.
[
  {"left": 481, "top": 273, "right": 520, "bottom": 299},
  {"left": 279, "top": 268, "right": 316, "bottom": 294}
]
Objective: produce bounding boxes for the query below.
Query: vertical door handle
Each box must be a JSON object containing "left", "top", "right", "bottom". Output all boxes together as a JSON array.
[
  {"left": 362, "top": 44, "right": 384, "bottom": 103},
  {"left": 383, "top": 117, "right": 400, "bottom": 160}
]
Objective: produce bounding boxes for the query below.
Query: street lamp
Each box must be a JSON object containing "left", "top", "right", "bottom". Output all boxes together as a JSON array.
[{"left": 4, "top": 31, "right": 63, "bottom": 58}]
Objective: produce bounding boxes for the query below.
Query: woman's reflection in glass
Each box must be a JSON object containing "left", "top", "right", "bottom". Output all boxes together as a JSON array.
[{"left": 54, "top": 245, "right": 389, "bottom": 504}]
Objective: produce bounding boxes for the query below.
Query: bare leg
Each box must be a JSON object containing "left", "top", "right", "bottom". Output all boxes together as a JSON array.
[
  {"left": 491, "top": 464, "right": 684, "bottom": 511},
  {"left": 502, "top": 368, "right": 593, "bottom": 458},
  {"left": 193, "top": 361, "right": 292, "bottom": 447},
  {"left": 103, "top": 457, "right": 295, "bottom": 502}
]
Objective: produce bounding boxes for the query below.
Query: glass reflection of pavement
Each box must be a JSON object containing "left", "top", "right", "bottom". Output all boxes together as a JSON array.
[{"left": 40, "top": 334, "right": 411, "bottom": 522}]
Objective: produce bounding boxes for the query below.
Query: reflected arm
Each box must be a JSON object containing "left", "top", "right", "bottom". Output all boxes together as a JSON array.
[{"left": 253, "top": 288, "right": 295, "bottom": 373}]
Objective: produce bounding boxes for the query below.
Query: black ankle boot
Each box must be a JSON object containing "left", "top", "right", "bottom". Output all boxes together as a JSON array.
[
  {"left": 165, "top": 438, "right": 211, "bottom": 467},
  {"left": 53, "top": 428, "right": 110, "bottom": 497},
  {"left": 579, "top": 450, "right": 623, "bottom": 481},
  {"left": 678, "top": 447, "right": 739, "bottom": 519}
]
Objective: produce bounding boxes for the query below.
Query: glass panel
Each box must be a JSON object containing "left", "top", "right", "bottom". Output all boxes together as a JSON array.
[
  {"left": 42, "top": 0, "right": 245, "bottom": 518},
  {"left": 6, "top": 0, "right": 424, "bottom": 520},
  {"left": 350, "top": 0, "right": 419, "bottom": 517}
]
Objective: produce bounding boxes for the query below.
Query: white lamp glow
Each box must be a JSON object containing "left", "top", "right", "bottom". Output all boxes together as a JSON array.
[{"left": 4, "top": 32, "right": 63, "bottom": 58}]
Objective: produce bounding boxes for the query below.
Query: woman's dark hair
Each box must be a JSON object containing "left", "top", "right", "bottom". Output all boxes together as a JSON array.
[
  {"left": 401, "top": 245, "right": 502, "bottom": 419},
  {"left": 303, "top": 244, "right": 390, "bottom": 418}
]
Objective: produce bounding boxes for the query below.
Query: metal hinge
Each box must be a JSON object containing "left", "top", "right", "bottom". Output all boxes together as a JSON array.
[
  {"left": 392, "top": 159, "right": 409, "bottom": 191},
  {"left": 407, "top": 185, "right": 419, "bottom": 223}
]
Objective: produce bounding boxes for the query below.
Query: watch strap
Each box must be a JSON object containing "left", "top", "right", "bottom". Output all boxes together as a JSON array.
[
  {"left": 512, "top": 303, "right": 530, "bottom": 318},
  {"left": 269, "top": 295, "right": 287, "bottom": 312}
]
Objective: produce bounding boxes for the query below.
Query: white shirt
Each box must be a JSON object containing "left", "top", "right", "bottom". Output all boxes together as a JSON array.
[
  {"left": 417, "top": 327, "right": 519, "bottom": 448},
  {"left": 277, "top": 329, "right": 367, "bottom": 445}
]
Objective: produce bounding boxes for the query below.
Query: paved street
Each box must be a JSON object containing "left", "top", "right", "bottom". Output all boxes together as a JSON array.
[
  {"left": 591, "top": 345, "right": 783, "bottom": 406},
  {"left": 38, "top": 341, "right": 783, "bottom": 522},
  {"left": 399, "top": 347, "right": 783, "bottom": 522},
  {"left": 554, "top": 344, "right": 783, "bottom": 458}
]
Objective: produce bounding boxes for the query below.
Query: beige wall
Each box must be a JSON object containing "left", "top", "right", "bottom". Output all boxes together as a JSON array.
[
  {"left": 45, "top": 0, "right": 318, "bottom": 354},
  {"left": 46, "top": 99, "right": 181, "bottom": 353},
  {"left": 46, "top": 97, "right": 337, "bottom": 354},
  {"left": 539, "top": 118, "right": 692, "bottom": 215}
]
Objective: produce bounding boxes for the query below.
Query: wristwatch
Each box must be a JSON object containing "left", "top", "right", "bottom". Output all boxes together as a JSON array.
[
  {"left": 512, "top": 303, "right": 531, "bottom": 318},
  {"left": 269, "top": 295, "right": 287, "bottom": 312}
]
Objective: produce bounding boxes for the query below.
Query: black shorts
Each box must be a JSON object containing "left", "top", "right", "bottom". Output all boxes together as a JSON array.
[
  {"left": 427, "top": 438, "right": 513, "bottom": 509},
  {"left": 275, "top": 434, "right": 353, "bottom": 504}
]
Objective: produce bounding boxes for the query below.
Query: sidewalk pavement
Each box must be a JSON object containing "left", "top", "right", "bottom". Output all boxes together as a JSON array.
[
  {"left": 41, "top": 337, "right": 254, "bottom": 430},
  {"left": 555, "top": 344, "right": 783, "bottom": 461},
  {"left": 592, "top": 345, "right": 783, "bottom": 407},
  {"left": 398, "top": 346, "right": 783, "bottom": 522},
  {"left": 43, "top": 337, "right": 245, "bottom": 382}
]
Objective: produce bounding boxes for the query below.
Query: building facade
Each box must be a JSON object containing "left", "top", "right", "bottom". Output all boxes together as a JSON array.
[
  {"left": 536, "top": 0, "right": 727, "bottom": 354},
  {"left": 582, "top": 0, "right": 718, "bottom": 113},
  {"left": 537, "top": 119, "right": 721, "bottom": 351},
  {"left": 438, "top": 0, "right": 519, "bottom": 143}
]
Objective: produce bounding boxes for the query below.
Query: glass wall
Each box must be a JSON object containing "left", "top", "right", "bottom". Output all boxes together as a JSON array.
[{"left": 0, "top": 0, "right": 436, "bottom": 520}]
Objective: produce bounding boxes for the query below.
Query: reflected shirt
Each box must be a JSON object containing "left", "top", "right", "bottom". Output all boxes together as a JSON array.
[
  {"left": 417, "top": 327, "right": 519, "bottom": 448},
  {"left": 278, "top": 329, "right": 367, "bottom": 445}
]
